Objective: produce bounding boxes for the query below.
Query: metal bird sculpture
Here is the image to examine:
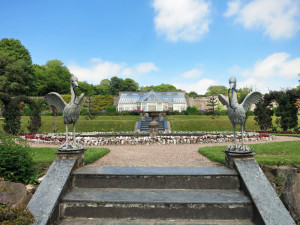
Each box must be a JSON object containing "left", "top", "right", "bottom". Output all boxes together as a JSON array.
[
  {"left": 218, "top": 77, "right": 262, "bottom": 152},
  {"left": 44, "top": 75, "right": 84, "bottom": 150}
]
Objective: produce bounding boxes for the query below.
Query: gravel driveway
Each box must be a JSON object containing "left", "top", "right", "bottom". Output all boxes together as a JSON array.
[{"left": 29, "top": 136, "right": 299, "bottom": 167}]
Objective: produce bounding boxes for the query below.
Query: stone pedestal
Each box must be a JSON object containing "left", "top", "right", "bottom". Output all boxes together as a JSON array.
[
  {"left": 149, "top": 120, "right": 159, "bottom": 138},
  {"left": 55, "top": 148, "right": 87, "bottom": 169},
  {"left": 224, "top": 151, "right": 256, "bottom": 170}
]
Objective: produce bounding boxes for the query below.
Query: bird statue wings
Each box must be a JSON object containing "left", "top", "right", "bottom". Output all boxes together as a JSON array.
[
  {"left": 44, "top": 92, "right": 67, "bottom": 112},
  {"left": 218, "top": 92, "right": 262, "bottom": 112}
]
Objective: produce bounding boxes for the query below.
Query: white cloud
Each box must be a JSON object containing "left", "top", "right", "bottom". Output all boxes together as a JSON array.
[
  {"left": 68, "top": 59, "right": 158, "bottom": 84},
  {"left": 241, "top": 53, "right": 300, "bottom": 79},
  {"left": 152, "top": 0, "right": 211, "bottom": 42},
  {"left": 227, "top": 52, "right": 300, "bottom": 93},
  {"left": 224, "top": 0, "right": 300, "bottom": 39},
  {"left": 224, "top": 0, "right": 241, "bottom": 17},
  {"left": 173, "top": 78, "right": 218, "bottom": 94},
  {"left": 182, "top": 69, "right": 203, "bottom": 79}
]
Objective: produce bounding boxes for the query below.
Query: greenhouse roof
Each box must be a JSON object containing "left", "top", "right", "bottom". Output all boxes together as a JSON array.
[{"left": 118, "top": 90, "right": 187, "bottom": 104}]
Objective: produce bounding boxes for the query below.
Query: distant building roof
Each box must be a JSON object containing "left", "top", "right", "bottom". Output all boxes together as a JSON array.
[{"left": 118, "top": 90, "right": 187, "bottom": 104}]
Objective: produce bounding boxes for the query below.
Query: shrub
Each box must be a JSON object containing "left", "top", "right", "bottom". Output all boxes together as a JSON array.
[
  {"left": 187, "top": 106, "right": 198, "bottom": 115},
  {"left": 105, "top": 106, "right": 117, "bottom": 115},
  {"left": 60, "top": 94, "right": 71, "bottom": 103},
  {"left": 93, "top": 95, "right": 114, "bottom": 112},
  {"left": 0, "top": 204, "right": 34, "bottom": 225},
  {"left": 0, "top": 132, "right": 37, "bottom": 184}
]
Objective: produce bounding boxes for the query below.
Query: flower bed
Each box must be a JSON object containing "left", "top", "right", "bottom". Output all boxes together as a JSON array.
[
  {"left": 20, "top": 131, "right": 274, "bottom": 146},
  {"left": 254, "top": 130, "right": 300, "bottom": 135}
]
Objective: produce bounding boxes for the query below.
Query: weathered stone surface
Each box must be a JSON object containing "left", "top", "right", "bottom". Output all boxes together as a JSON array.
[
  {"left": 61, "top": 188, "right": 252, "bottom": 220},
  {"left": 27, "top": 158, "right": 76, "bottom": 225},
  {"left": 59, "top": 218, "right": 255, "bottom": 225},
  {"left": 234, "top": 159, "right": 296, "bottom": 225},
  {"left": 281, "top": 172, "right": 300, "bottom": 222},
  {"left": 0, "top": 181, "right": 27, "bottom": 206}
]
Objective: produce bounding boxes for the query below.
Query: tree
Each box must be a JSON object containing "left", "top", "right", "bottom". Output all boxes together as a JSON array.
[
  {"left": 0, "top": 38, "right": 33, "bottom": 96},
  {"left": 205, "top": 85, "right": 227, "bottom": 96},
  {"left": 32, "top": 60, "right": 72, "bottom": 95},
  {"left": 110, "top": 76, "right": 125, "bottom": 95},
  {"left": 78, "top": 81, "right": 96, "bottom": 120},
  {"left": 270, "top": 89, "right": 299, "bottom": 131},
  {"left": 123, "top": 78, "right": 139, "bottom": 92},
  {"left": 206, "top": 96, "right": 218, "bottom": 119},
  {"left": 139, "top": 84, "right": 179, "bottom": 92},
  {"left": 254, "top": 98, "right": 274, "bottom": 130},
  {"left": 237, "top": 87, "right": 252, "bottom": 104},
  {"left": 187, "top": 91, "right": 200, "bottom": 98},
  {"left": 96, "top": 79, "right": 111, "bottom": 95}
]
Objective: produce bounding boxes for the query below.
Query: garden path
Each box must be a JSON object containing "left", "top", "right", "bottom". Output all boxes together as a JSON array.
[{"left": 29, "top": 136, "right": 299, "bottom": 167}]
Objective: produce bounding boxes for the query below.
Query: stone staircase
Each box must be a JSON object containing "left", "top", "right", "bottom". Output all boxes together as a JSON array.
[
  {"left": 140, "top": 117, "right": 166, "bottom": 132},
  {"left": 58, "top": 166, "right": 255, "bottom": 225}
]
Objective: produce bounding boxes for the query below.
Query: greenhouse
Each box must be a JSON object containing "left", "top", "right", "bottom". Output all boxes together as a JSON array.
[{"left": 117, "top": 90, "right": 187, "bottom": 112}]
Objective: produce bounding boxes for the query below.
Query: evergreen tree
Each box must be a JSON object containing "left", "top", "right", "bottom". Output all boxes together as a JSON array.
[{"left": 206, "top": 96, "right": 218, "bottom": 119}]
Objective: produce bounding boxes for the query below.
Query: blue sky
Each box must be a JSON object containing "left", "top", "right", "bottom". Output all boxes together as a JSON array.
[{"left": 1, "top": 0, "right": 299, "bottom": 94}]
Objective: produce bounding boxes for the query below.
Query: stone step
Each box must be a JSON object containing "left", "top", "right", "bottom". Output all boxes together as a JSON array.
[
  {"left": 59, "top": 218, "right": 255, "bottom": 225},
  {"left": 73, "top": 167, "right": 239, "bottom": 189},
  {"left": 61, "top": 188, "right": 252, "bottom": 220}
]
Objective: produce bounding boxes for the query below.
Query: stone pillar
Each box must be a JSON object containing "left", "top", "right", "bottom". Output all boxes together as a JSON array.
[
  {"left": 149, "top": 120, "right": 159, "bottom": 138},
  {"left": 55, "top": 148, "right": 87, "bottom": 169}
]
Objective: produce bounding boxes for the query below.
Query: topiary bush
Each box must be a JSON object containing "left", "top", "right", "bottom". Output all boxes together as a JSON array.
[
  {"left": 0, "top": 131, "right": 37, "bottom": 184},
  {"left": 0, "top": 204, "right": 34, "bottom": 225}
]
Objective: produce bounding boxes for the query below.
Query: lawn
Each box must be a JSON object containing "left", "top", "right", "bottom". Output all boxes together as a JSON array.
[
  {"left": 198, "top": 141, "right": 300, "bottom": 166},
  {"left": 29, "top": 147, "right": 110, "bottom": 176},
  {"left": 167, "top": 115, "right": 260, "bottom": 131},
  {"left": 0, "top": 116, "right": 140, "bottom": 133},
  {"left": 0, "top": 115, "right": 299, "bottom": 133}
]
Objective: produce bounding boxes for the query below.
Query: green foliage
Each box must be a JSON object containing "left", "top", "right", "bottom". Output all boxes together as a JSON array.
[
  {"left": 32, "top": 60, "right": 72, "bottom": 95},
  {"left": 0, "top": 132, "right": 37, "bottom": 184},
  {"left": 0, "top": 38, "right": 33, "bottom": 96},
  {"left": 93, "top": 95, "right": 114, "bottom": 112},
  {"left": 254, "top": 98, "right": 274, "bottom": 130},
  {"left": 60, "top": 94, "right": 71, "bottom": 104},
  {"left": 0, "top": 204, "right": 35, "bottom": 225},
  {"left": 123, "top": 78, "right": 139, "bottom": 92},
  {"left": 106, "top": 105, "right": 117, "bottom": 115},
  {"left": 237, "top": 87, "right": 252, "bottom": 104},
  {"left": 96, "top": 79, "right": 111, "bottom": 95},
  {"left": 206, "top": 96, "right": 218, "bottom": 119},
  {"left": 2, "top": 96, "right": 41, "bottom": 134},
  {"left": 205, "top": 85, "right": 227, "bottom": 96},
  {"left": 186, "top": 91, "right": 200, "bottom": 98},
  {"left": 270, "top": 89, "right": 299, "bottom": 131},
  {"left": 110, "top": 76, "right": 125, "bottom": 95},
  {"left": 140, "top": 84, "right": 179, "bottom": 92},
  {"left": 186, "top": 106, "right": 198, "bottom": 115}
]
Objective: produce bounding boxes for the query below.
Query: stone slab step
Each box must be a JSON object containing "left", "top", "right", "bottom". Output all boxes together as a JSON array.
[
  {"left": 61, "top": 188, "right": 252, "bottom": 220},
  {"left": 59, "top": 218, "right": 255, "bottom": 225},
  {"left": 73, "top": 167, "right": 239, "bottom": 189}
]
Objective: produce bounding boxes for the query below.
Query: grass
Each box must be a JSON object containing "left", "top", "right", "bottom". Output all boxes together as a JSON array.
[
  {"left": 28, "top": 147, "right": 110, "bottom": 176},
  {"left": 167, "top": 115, "right": 260, "bottom": 131},
  {"left": 198, "top": 141, "right": 300, "bottom": 166},
  {"left": 0, "top": 116, "right": 140, "bottom": 133},
  {"left": 0, "top": 114, "right": 299, "bottom": 133}
]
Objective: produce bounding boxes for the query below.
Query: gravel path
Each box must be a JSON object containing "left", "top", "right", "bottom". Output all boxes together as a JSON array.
[{"left": 29, "top": 136, "right": 299, "bottom": 167}]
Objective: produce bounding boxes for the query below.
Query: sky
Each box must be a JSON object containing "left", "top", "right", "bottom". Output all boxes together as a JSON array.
[{"left": 0, "top": 0, "right": 300, "bottom": 94}]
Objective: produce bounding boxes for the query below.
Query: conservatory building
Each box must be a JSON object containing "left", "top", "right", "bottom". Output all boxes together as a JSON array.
[{"left": 117, "top": 90, "right": 187, "bottom": 112}]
